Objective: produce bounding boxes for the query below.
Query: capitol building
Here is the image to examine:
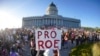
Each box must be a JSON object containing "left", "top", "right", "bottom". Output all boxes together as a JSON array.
[{"left": 22, "top": 2, "right": 81, "bottom": 28}]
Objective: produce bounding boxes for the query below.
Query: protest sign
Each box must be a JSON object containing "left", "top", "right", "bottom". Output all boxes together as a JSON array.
[{"left": 35, "top": 29, "right": 61, "bottom": 50}]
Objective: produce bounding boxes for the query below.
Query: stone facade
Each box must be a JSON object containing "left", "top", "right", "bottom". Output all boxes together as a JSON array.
[{"left": 22, "top": 2, "right": 81, "bottom": 28}]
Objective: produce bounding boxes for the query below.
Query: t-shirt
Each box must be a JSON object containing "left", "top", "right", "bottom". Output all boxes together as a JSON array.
[
  {"left": 44, "top": 49, "right": 53, "bottom": 56},
  {"left": 10, "top": 52, "right": 19, "bottom": 56}
]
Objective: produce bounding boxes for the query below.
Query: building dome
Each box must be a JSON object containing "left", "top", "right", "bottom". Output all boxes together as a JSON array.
[
  {"left": 46, "top": 2, "right": 58, "bottom": 15},
  {"left": 49, "top": 2, "right": 56, "bottom": 7}
]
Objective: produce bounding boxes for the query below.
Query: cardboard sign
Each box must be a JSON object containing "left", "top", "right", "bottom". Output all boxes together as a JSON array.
[{"left": 35, "top": 29, "right": 61, "bottom": 50}]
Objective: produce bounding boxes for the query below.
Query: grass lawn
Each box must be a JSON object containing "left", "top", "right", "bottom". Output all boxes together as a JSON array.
[{"left": 69, "top": 42, "right": 100, "bottom": 56}]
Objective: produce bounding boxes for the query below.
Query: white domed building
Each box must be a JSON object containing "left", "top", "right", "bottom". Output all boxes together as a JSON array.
[{"left": 22, "top": 2, "right": 81, "bottom": 28}]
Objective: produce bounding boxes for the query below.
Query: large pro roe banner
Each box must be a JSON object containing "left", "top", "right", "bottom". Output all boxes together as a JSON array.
[{"left": 35, "top": 29, "right": 61, "bottom": 50}]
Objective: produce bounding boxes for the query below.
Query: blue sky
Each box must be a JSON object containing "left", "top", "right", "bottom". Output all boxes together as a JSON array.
[{"left": 0, "top": 0, "right": 100, "bottom": 29}]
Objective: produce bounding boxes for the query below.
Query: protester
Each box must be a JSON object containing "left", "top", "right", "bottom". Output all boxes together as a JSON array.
[
  {"left": 31, "top": 47, "right": 37, "bottom": 56},
  {"left": 30, "top": 38, "right": 37, "bottom": 56},
  {"left": 0, "top": 27, "right": 99, "bottom": 56},
  {"left": 63, "top": 32, "right": 69, "bottom": 49},
  {"left": 10, "top": 47, "right": 19, "bottom": 56},
  {"left": 22, "top": 41, "right": 31, "bottom": 56}
]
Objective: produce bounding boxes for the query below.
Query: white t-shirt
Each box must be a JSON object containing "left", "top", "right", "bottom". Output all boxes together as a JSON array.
[
  {"left": 44, "top": 49, "right": 53, "bottom": 56},
  {"left": 16, "top": 40, "right": 20, "bottom": 43},
  {"left": 10, "top": 52, "right": 19, "bottom": 56},
  {"left": 23, "top": 35, "right": 28, "bottom": 41}
]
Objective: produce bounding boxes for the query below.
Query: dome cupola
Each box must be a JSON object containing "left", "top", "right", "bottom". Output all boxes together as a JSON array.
[{"left": 46, "top": 2, "right": 58, "bottom": 15}]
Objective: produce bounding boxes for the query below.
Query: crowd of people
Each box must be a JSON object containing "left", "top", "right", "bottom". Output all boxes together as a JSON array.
[{"left": 0, "top": 28, "right": 100, "bottom": 56}]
